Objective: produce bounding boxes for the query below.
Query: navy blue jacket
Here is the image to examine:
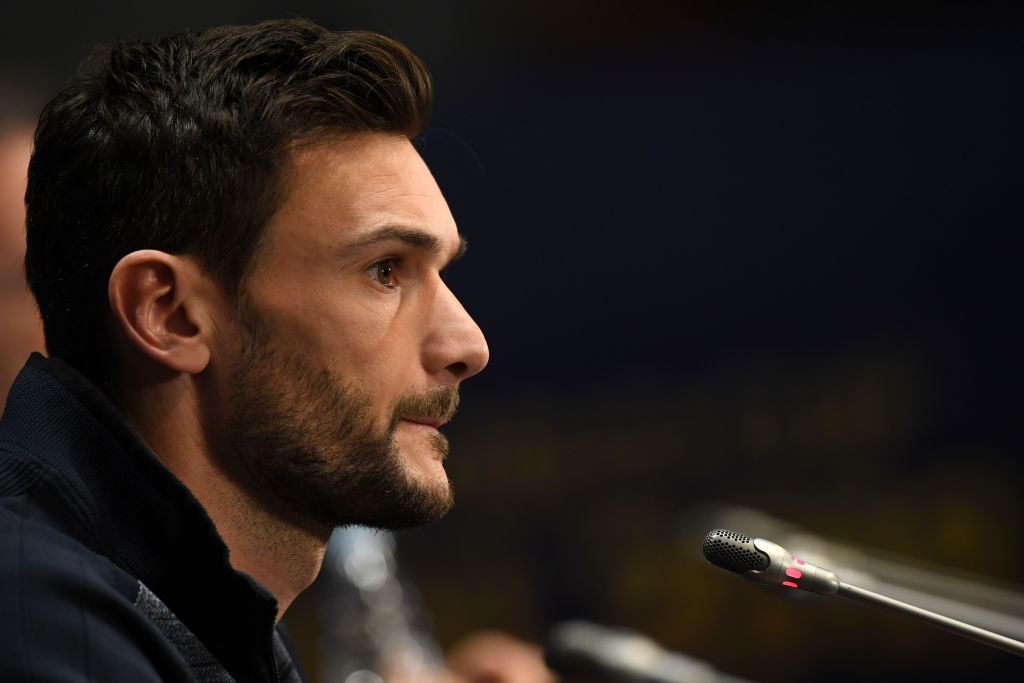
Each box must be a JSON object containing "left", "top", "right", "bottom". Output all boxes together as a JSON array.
[{"left": 0, "top": 354, "right": 306, "bottom": 682}]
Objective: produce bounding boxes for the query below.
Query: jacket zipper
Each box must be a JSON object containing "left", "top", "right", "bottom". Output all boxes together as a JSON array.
[{"left": 271, "top": 637, "right": 280, "bottom": 682}]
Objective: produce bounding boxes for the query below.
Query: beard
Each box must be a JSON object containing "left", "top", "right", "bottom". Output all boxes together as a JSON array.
[{"left": 222, "top": 300, "right": 458, "bottom": 531}]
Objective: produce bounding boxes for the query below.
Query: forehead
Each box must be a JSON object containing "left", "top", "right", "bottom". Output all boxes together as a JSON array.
[{"left": 263, "top": 133, "right": 457, "bottom": 253}]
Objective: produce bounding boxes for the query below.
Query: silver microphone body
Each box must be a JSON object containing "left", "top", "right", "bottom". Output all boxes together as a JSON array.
[{"left": 702, "top": 529, "right": 840, "bottom": 595}]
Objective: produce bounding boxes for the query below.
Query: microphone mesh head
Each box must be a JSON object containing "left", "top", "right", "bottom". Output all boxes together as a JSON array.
[{"left": 702, "top": 528, "right": 768, "bottom": 573}]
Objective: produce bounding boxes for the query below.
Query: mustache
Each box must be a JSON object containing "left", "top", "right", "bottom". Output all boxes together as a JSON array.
[{"left": 391, "top": 385, "right": 461, "bottom": 426}]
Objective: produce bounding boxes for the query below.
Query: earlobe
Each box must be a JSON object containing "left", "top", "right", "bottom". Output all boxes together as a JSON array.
[{"left": 108, "top": 250, "right": 212, "bottom": 374}]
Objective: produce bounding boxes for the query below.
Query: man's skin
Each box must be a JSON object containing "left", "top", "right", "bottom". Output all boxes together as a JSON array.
[{"left": 105, "top": 132, "right": 489, "bottom": 619}]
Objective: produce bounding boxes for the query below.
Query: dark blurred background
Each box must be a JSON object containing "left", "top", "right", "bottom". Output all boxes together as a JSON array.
[{"left": 5, "top": 1, "right": 1022, "bottom": 680}]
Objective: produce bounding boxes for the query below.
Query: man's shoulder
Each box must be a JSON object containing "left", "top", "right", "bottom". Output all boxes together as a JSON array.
[
  {"left": 0, "top": 503, "right": 197, "bottom": 681},
  {"left": 0, "top": 496, "right": 134, "bottom": 597}
]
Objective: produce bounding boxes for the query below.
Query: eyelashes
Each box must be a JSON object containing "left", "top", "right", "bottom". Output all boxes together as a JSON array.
[
  {"left": 366, "top": 258, "right": 401, "bottom": 289},
  {"left": 365, "top": 257, "right": 456, "bottom": 290}
]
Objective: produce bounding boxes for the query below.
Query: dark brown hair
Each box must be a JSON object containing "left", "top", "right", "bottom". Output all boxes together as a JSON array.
[{"left": 25, "top": 18, "right": 432, "bottom": 395}]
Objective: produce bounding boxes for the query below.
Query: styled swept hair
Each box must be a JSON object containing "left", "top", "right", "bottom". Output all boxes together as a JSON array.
[{"left": 25, "top": 18, "right": 432, "bottom": 396}]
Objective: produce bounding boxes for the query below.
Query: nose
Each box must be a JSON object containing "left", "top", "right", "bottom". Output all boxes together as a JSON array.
[{"left": 423, "top": 283, "right": 489, "bottom": 382}]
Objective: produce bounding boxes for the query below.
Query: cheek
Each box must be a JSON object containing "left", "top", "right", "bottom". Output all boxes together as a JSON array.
[
  {"left": 320, "top": 303, "right": 401, "bottom": 369},
  {"left": 247, "top": 271, "right": 422, "bottom": 390},
  {"left": 304, "top": 301, "right": 422, "bottom": 391},
  {"left": 260, "top": 285, "right": 394, "bottom": 357},
  {"left": 340, "top": 319, "right": 426, "bottom": 407}
]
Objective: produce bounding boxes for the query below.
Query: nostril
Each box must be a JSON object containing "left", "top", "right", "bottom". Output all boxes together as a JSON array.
[{"left": 446, "top": 361, "right": 468, "bottom": 378}]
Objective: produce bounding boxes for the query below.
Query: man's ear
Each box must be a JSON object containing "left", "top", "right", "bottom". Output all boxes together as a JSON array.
[{"left": 108, "top": 250, "right": 214, "bottom": 374}]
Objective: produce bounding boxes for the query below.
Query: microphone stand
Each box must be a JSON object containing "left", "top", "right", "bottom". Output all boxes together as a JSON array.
[
  {"left": 692, "top": 503, "right": 1024, "bottom": 639},
  {"left": 837, "top": 581, "right": 1024, "bottom": 658},
  {"left": 702, "top": 528, "right": 1024, "bottom": 659}
]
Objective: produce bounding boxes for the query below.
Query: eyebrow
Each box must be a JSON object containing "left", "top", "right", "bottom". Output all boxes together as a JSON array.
[{"left": 347, "top": 224, "right": 467, "bottom": 261}]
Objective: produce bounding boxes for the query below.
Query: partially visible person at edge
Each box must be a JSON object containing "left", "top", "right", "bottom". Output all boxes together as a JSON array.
[
  {"left": 0, "top": 99, "right": 45, "bottom": 412},
  {"left": 0, "top": 19, "right": 547, "bottom": 682}
]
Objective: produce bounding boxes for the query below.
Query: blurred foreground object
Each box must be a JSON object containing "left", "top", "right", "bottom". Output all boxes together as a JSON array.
[
  {"left": 313, "top": 526, "right": 557, "bottom": 683},
  {"left": 447, "top": 630, "right": 558, "bottom": 683},
  {"left": 546, "top": 620, "right": 754, "bottom": 683},
  {"left": 314, "top": 527, "right": 449, "bottom": 682}
]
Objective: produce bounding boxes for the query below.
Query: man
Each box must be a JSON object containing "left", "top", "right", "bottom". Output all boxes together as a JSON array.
[{"left": 0, "top": 19, "right": 488, "bottom": 682}]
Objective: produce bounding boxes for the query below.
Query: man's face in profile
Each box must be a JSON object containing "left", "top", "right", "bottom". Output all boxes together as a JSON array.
[{"left": 218, "top": 133, "right": 489, "bottom": 530}]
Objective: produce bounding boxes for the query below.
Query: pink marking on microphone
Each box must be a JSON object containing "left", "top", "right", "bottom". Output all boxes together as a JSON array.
[
  {"left": 786, "top": 568, "right": 803, "bottom": 579},
  {"left": 782, "top": 581, "right": 799, "bottom": 588},
  {"left": 790, "top": 556, "right": 806, "bottom": 566}
]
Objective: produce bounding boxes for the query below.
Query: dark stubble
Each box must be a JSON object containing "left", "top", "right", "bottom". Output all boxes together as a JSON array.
[{"left": 224, "top": 300, "right": 459, "bottom": 531}]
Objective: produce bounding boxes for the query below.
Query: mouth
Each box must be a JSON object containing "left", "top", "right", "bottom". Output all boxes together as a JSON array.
[
  {"left": 393, "top": 385, "right": 460, "bottom": 432},
  {"left": 400, "top": 416, "right": 445, "bottom": 429}
]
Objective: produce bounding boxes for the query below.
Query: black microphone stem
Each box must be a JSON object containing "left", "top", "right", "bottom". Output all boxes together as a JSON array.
[{"left": 838, "top": 582, "right": 1024, "bottom": 658}]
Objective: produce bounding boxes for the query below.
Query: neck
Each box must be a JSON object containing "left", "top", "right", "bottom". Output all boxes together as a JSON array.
[
  {"left": 124, "top": 371, "right": 329, "bottom": 620},
  {"left": 190, "top": 477, "right": 331, "bottom": 619}
]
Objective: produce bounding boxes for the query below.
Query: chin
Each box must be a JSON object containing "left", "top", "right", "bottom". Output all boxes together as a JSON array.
[
  {"left": 395, "top": 423, "right": 450, "bottom": 479},
  {"left": 401, "top": 447, "right": 450, "bottom": 490}
]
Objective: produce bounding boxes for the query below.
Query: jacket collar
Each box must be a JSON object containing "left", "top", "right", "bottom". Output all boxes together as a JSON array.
[{"left": 2, "top": 353, "right": 281, "bottom": 681}]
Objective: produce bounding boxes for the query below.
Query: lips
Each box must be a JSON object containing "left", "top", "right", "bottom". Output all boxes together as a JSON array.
[{"left": 401, "top": 417, "right": 445, "bottom": 429}]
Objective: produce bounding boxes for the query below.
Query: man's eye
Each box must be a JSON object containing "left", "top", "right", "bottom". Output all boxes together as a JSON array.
[{"left": 367, "top": 259, "right": 400, "bottom": 288}]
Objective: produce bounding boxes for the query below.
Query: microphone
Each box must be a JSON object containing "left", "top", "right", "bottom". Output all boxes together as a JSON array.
[
  {"left": 702, "top": 529, "right": 1024, "bottom": 658},
  {"left": 545, "top": 620, "right": 755, "bottom": 683},
  {"left": 688, "top": 503, "right": 1024, "bottom": 639}
]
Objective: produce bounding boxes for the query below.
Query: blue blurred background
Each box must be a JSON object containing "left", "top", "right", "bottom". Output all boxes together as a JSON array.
[{"left": 5, "top": 2, "right": 1023, "bottom": 680}]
